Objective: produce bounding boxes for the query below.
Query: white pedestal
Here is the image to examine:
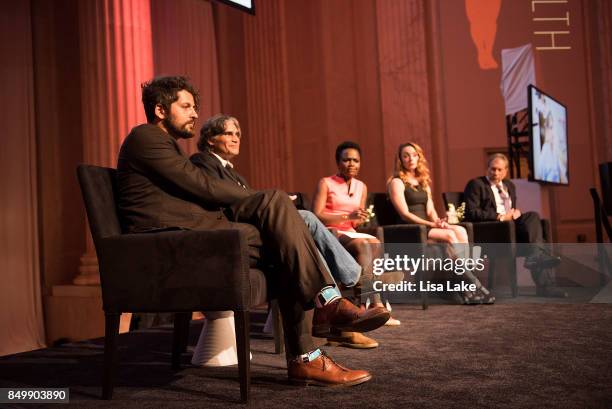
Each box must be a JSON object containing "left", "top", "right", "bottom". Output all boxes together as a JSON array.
[{"left": 191, "top": 311, "right": 251, "bottom": 367}]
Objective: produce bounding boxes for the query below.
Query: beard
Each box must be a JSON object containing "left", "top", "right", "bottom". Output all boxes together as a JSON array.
[{"left": 163, "top": 116, "right": 195, "bottom": 139}]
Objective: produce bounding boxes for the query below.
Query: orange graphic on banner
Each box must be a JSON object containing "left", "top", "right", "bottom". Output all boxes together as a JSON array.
[{"left": 465, "top": 0, "right": 502, "bottom": 70}]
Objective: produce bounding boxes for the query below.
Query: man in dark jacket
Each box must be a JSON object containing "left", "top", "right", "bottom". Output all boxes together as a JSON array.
[
  {"left": 116, "top": 76, "right": 388, "bottom": 386},
  {"left": 463, "top": 153, "right": 565, "bottom": 297},
  {"left": 190, "top": 113, "right": 389, "bottom": 350}
]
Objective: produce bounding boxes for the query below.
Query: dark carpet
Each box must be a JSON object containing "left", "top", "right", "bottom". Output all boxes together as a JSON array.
[{"left": 1, "top": 304, "right": 611, "bottom": 408}]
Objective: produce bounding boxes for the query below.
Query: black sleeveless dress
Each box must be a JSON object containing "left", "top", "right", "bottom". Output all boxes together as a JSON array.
[
  {"left": 393, "top": 181, "right": 487, "bottom": 300},
  {"left": 395, "top": 184, "right": 428, "bottom": 224}
]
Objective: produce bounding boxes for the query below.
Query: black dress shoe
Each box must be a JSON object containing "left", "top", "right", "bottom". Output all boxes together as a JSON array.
[{"left": 524, "top": 254, "right": 561, "bottom": 270}]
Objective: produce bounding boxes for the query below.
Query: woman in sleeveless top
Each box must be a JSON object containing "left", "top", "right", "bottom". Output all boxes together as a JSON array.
[
  {"left": 313, "top": 141, "right": 401, "bottom": 328},
  {"left": 387, "top": 142, "right": 495, "bottom": 304}
]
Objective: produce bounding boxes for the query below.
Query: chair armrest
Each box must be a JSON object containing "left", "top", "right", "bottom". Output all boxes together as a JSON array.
[
  {"left": 456, "top": 222, "right": 474, "bottom": 244},
  {"left": 378, "top": 224, "right": 428, "bottom": 259},
  {"left": 470, "top": 221, "right": 516, "bottom": 257},
  {"left": 357, "top": 226, "right": 384, "bottom": 241},
  {"left": 470, "top": 221, "right": 516, "bottom": 243},
  {"left": 380, "top": 224, "right": 428, "bottom": 243},
  {"left": 97, "top": 229, "right": 251, "bottom": 313}
]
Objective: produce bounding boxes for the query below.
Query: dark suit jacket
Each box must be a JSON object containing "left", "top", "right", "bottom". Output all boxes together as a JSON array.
[
  {"left": 116, "top": 124, "right": 252, "bottom": 233},
  {"left": 463, "top": 176, "right": 517, "bottom": 222},
  {"left": 190, "top": 151, "right": 254, "bottom": 195}
]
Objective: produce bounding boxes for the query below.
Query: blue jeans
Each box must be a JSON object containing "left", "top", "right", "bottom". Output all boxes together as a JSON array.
[{"left": 298, "top": 210, "right": 361, "bottom": 287}]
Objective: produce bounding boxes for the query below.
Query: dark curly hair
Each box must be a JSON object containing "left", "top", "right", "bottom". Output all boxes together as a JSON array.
[
  {"left": 335, "top": 141, "right": 362, "bottom": 163},
  {"left": 141, "top": 76, "right": 200, "bottom": 123}
]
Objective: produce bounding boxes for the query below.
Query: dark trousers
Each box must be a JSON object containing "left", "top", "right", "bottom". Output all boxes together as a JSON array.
[
  {"left": 515, "top": 211, "right": 553, "bottom": 286},
  {"left": 225, "top": 189, "right": 335, "bottom": 357},
  {"left": 515, "top": 211, "right": 544, "bottom": 247}
]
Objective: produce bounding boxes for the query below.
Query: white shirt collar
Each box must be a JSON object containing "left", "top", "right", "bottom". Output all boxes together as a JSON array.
[
  {"left": 486, "top": 176, "right": 504, "bottom": 189},
  {"left": 210, "top": 151, "right": 234, "bottom": 168}
]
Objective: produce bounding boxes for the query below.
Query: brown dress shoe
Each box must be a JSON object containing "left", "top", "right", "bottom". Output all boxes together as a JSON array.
[
  {"left": 326, "top": 331, "right": 379, "bottom": 349},
  {"left": 288, "top": 352, "right": 372, "bottom": 386},
  {"left": 313, "top": 298, "right": 390, "bottom": 337}
]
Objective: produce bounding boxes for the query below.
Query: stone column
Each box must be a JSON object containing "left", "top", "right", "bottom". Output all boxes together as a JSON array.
[{"left": 75, "top": 0, "right": 154, "bottom": 285}]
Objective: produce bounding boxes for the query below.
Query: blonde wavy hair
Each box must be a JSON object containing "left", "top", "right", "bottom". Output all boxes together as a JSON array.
[{"left": 392, "top": 142, "right": 431, "bottom": 189}]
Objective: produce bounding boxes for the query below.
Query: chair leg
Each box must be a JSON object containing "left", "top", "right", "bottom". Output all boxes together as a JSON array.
[
  {"left": 172, "top": 312, "right": 191, "bottom": 369},
  {"left": 597, "top": 243, "right": 611, "bottom": 286},
  {"left": 417, "top": 270, "right": 428, "bottom": 310},
  {"left": 510, "top": 258, "right": 518, "bottom": 298},
  {"left": 234, "top": 310, "right": 251, "bottom": 404},
  {"left": 488, "top": 258, "right": 496, "bottom": 290},
  {"left": 180, "top": 313, "right": 191, "bottom": 352},
  {"left": 102, "top": 312, "right": 120, "bottom": 400},
  {"left": 271, "top": 300, "right": 284, "bottom": 354}
]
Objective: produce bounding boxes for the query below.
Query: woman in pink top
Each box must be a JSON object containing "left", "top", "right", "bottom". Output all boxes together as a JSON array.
[
  {"left": 313, "top": 141, "right": 400, "bottom": 327},
  {"left": 320, "top": 171, "right": 367, "bottom": 234}
]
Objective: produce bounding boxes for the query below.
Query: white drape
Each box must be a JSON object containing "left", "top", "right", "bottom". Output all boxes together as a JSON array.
[{"left": 500, "top": 44, "right": 536, "bottom": 115}]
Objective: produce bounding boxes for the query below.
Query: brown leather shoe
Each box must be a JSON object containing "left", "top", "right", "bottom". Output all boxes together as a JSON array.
[
  {"left": 326, "top": 331, "right": 379, "bottom": 349},
  {"left": 288, "top": 352, "right": 372, "bottom": 387},
  {"left": 313, "top": 298, "right": 390, "bottom": 337}
]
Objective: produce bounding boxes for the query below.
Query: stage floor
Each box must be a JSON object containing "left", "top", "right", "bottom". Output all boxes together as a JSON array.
[{"left": 1, "top": 302, "right": 611, "bottom": 408}]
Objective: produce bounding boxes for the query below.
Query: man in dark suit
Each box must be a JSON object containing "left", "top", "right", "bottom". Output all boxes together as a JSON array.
[
  {"left": 116, "top": 76, "right": 388, "bottom": 386},
  {"left": 463, "top": 153, "right": 565, "bottom": 297},
  {"left": 190, "top": 113, "right": 387, "bottom": 350},
  {"left": 190, "top": 115, "right": 363, "bottom": 289}
]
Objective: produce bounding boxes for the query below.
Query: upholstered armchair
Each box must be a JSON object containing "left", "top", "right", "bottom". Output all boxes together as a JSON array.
[
  {"left": 442, "top": 191, "right": 552, "bottom": 297},
  {"left": 77, "top": 164, "right": 267, "bottom": 403},
  {"left": 368, "top": 193, "right": 441, "bottom": 309}
]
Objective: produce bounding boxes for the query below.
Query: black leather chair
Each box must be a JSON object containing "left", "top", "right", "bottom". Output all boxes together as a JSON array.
[
  {"left": 368, "top": 193, "right": 435, "bottom": 309},
  {"left": 443, "top": 191, "right": 517, "bottom": 296},
  {"left": 77, "top": 164, "right": 268, "bottom": 403},
  {"left": 443, "top": 191, "right": 552, "bottom": 297}
]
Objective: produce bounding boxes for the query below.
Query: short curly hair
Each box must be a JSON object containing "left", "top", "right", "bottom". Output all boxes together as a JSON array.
[
  {"left": 335, "top": 141, "right": 362, "bottom": 163},
  {"left": 141, "top": 76, "right": 200, "bottom": 123}
]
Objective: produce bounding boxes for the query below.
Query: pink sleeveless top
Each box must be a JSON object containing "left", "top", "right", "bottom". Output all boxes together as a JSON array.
[{"left": 323, "top": 175, "right": 365, "bottom": 232}]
